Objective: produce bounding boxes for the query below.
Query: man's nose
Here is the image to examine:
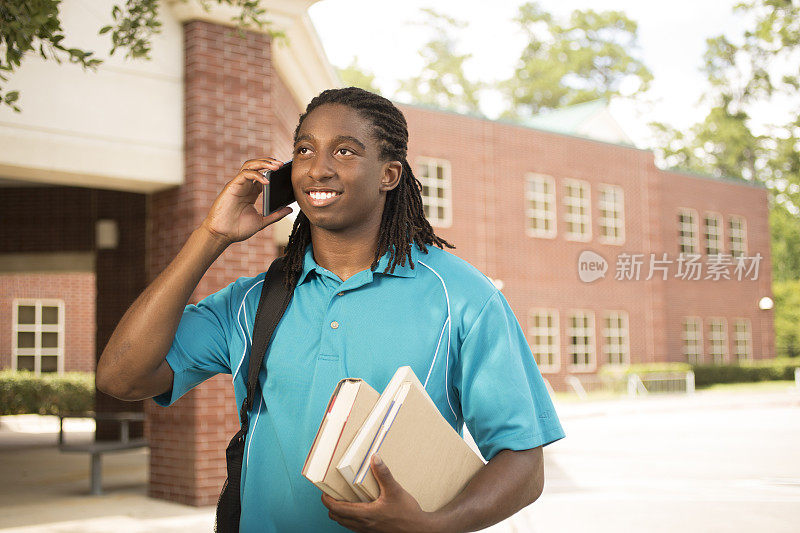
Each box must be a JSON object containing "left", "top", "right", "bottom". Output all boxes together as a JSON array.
[{"left": 307, "top": 152, "right": 335, "bottom": 181}]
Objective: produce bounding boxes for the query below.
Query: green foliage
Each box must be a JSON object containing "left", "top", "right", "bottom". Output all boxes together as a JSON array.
[
  {"left": 0, "top": 0, "right": 279, "bottom": 112},
  {"left": 649, "top": 0, "right": 800, "bottom": 281},
  {"left": 336, "top": 56, "right": 381, "bottom": 95},
  {"left": 770, "top": 205, "right": 800, "bottom": 281},
  {"left": 0, "top": 0, "right": 102, "bottom": 112},
  {"left": 773, "top": 279, "right": 800, "bottom": 358},
  {"left": 691, "top": 358, "right": 800, "bottom": 387},
  {"left": 500, "top": 1, "right": 653, "bottom": 119},
  {"left": 0, "top": 370, "right": 94, "bottom": 415},
  {"left": 395, "top": 8, "right": 484, "bottom": 115}
]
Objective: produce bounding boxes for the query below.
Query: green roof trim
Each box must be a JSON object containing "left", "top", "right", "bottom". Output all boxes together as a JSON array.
[
  {"left": 519, "top": 99, "right": 609, "bottom": 134},
  {"left": 662, "top": 166, "right": 767, "bottom": 190}
]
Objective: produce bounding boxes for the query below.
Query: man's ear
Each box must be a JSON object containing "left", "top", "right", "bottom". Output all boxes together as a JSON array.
[{"left": 380, "top": 161, "right": 403, "bottom": 192}]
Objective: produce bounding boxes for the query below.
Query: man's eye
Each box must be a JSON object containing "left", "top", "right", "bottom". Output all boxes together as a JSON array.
[
  {"left": 337, "top": 148, "right": 354, "bottom": 156},
  {"left": 295, "top": 147, "right": 310, "bottom": 155}
]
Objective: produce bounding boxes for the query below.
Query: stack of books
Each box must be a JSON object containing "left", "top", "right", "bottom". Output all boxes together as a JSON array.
[{"left": 301, "top": 366, "right": 485, "bottom": 512}]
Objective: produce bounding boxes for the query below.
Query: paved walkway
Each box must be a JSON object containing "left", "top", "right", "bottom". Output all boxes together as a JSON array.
[{"left": 1, "top": 384, "right": 798, "bottom": 532}]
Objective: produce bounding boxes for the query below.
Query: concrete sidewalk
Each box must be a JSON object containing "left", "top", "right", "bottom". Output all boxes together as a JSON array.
[
  {"left": 1, "top": 385, "right": 798, "bottom": 532},
  {"left": 0, "top": 416, "right": 215, "bottom": 532}
]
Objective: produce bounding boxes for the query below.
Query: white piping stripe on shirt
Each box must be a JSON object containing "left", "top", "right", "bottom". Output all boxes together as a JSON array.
[
  {"left": 425, "top": 316, "right": 448, "bottom": 388},
  {"left": 232, "top": 279, "right": 265, "bottom": 384},
  {"left": 417, "top": 260, "right": 457, "bottom": 421}
]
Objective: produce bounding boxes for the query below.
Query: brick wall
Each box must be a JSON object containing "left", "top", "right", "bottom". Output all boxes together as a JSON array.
[
  {"left": 399, "top": 104, "right": 774, "bottom": 390},
  {"left": 0, "top": 273, "right": 95, "bottom": 372},
  {"left": 655, "top": 170, "right": 775, "bottom": 363},
  {"left": 145, "top": 20, "right": 301, "bottom": 506}
]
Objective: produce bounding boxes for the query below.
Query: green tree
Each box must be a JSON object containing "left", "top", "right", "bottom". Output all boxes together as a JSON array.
[
  {"left": 395, "top": 8, "right": 483, "bottom": 115},
  {"left": 773, "top": 280, "right": 800, "bottom": 358},
  {"left": 500, "top": 1, "right": 653, "bottom": 119},
  {"left": 0, "top": 0, "right": 279, "bottom": 112},
  {"left": 336, "top": 56, "right": 381, "bottom": 95}
]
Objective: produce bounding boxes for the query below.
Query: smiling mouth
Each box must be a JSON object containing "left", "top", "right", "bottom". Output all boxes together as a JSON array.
[{"left": 306, "top": 190, "right": 342, "bottom": 207}]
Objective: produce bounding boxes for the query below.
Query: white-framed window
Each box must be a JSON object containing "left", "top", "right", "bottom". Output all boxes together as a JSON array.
[
  {"left": 12, "top": 299, "right": 65, "bottom": 375},
  {"left": 729, "top": 216, "right": 747, "bottom": 257},
  {"left": 678, "top": 209, "right": 699, "bottom": 254},
  {"left": 704, "top": 212, "right": 722, "bottom": 255},
  {"left": 708, "top": 318, "right": 727, "bottom": 364},
  {"left": 416, "top": 157, "right": 452, "bottom": 228},
  {"left": 733, "top": 319, "right": 752, "bottom": 362},
  {"left": 682, "top": 317, "right": 703, "bottom": 364},
  {"left": 598, "top": 185, "right": 624, "bottom": 244},
  {"left": 602, "top": 311, "right": 629, "bottom": 366},
  {"left": 524, "top": 174, "right": 557, "bottom": 238},
  {"left": 563, "top": 179, "right": 591, "bottom": 241},
  {"left": 567, "top": 310, "right": 595, "bottom": 371},
  {"left": 528, "top": 309, "right": 559, "bottom": 372}
]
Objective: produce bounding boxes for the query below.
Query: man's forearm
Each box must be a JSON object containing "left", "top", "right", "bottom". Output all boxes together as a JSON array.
[
  {"left": 429, "top": 446, "right": 545, "bottom": 533},
  {"left": 96, "top": 224, "right": 229, "bottom": 400}
]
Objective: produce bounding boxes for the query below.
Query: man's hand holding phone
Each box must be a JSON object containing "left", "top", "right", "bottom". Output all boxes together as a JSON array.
[{"left": 201, "top": 157, "right": 293, "bottom": 247}]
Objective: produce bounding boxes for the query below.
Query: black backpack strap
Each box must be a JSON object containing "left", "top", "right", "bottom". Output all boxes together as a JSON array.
[{"left": 215, "top": 255, "right": 293, "bottom": 533}]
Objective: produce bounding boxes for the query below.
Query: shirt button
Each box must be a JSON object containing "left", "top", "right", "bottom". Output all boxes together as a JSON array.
[
  {"left": 337, "top": 292, "right": 344, "bottom": 296},
  {"left": 330, "top": 321, "right": 339, "bottom": 329}
]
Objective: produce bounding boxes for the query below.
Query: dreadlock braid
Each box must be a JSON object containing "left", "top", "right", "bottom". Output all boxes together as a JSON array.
[{"left": 281, "top": 87, "right": 455, "bottom": 291}]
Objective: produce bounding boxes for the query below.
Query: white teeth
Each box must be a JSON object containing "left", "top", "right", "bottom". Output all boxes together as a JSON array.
[{"left": 309, "top": 191, "right": 338, "bottom": 200}]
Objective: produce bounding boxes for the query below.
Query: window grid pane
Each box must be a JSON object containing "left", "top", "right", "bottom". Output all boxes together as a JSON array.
[
  {"left": 564, "top": 180, "right": 591, "bottom": 240},
  {"left": 729, "top": 216, "right": 746, "bottom": 256},
  {"left": 13, "top": 300, "right": 64, "bottom": 375},
  {"left": 682, "top": 317, "right": 703, "bottom": 364},
  {"left": 417, "top": 159, "right": 452, "bottom": 227},
  {"left": 733, "top": 319, "right": 751, "bottom": 361},
  {"left": 704, "top": 214, "right": 722, "bottom": 255},
  {"left": 528, "top": 309, "right": 559, "bottom": 371},
  {"left": 525, "top": 175, "right": 556, "bottom": 237},
  {"left": 602, "top": 311, "right": 629, "bottom": 365},
  {"left": 598, "top": 185, "right": 624, "bottom": 243},
  {"left": 708, "top": 319, "right": 727, "bottom": 364},
  {"left": 568, "top": 311, "right": 595, "bottom": 368},
  {"left": 678, "top": 210, "right": 698, "bottom": 254}
]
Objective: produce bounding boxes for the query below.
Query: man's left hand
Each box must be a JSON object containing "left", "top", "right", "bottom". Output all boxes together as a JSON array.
[{"left": 321, "top": 454, "right": 442, "bottom": 533}]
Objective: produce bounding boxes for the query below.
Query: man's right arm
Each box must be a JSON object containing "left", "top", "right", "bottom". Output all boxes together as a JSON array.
[
  {"left": 96, "top": 225, "right": 230, "bottom": 401},
  {"left": 96, "top": 157, "right": 293, "bottom": 402}
]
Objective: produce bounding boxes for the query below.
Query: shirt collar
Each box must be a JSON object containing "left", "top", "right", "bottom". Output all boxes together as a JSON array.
[{"left": 296, "top": 241, "right": 420, "bottom": 287}]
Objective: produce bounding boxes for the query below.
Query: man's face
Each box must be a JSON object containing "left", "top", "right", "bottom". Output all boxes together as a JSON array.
[{"left": 291, "top": 103, "right": 401, "bottom": 234}]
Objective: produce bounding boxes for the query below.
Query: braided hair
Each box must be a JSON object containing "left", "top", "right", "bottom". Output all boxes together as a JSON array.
[{"left": 281, "top": 87, "right": 455, "bottom": 290}]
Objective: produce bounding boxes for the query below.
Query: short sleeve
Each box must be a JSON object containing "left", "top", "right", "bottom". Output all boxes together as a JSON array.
[
  {"left": 454, "top": 291, "right": 565, "bottom": 461},
  {"left": 152, "top": 281, "right": 237, "bottom": 407}
]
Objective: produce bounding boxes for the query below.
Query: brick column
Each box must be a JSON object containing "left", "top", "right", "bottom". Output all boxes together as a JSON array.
[{"left": 146, "top": 20, "right": 300, "bottom": 506}]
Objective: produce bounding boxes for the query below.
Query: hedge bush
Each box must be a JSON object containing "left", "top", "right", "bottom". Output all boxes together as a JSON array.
[
  {"left": 691, "top": 358, "right": 799, "bottom": 387},
  {"left": 597, "top": 359, "right": 800, "bottom": 388},
  {"left": 0, "top": 370, "right": 94, "bottom": 415}
]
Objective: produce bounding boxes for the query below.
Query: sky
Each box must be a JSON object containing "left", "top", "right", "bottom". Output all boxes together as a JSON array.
[{"left": 307, "top": 0, "right": 758, "bottom": 150}]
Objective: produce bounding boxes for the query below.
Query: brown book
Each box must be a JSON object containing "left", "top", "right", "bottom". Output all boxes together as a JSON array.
[
  {"left": 350, "top": 371, "right": 486, "bottom": 512},
  {"left": 301, "top": 378, "right": 380, "bottom": 502}
]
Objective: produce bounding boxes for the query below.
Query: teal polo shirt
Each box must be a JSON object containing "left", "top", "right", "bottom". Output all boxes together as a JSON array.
[{"left": 154, "top": 241, "right": 565, "bottom": 532}]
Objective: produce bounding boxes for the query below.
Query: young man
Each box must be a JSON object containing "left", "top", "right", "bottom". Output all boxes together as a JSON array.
[{"left": 97, "top": 87, "right": 565, "bottom": 532}]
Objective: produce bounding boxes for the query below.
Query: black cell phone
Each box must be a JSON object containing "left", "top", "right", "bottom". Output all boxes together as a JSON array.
[{"left": 262, "top": 160, "right": 296, "bottom": 216}]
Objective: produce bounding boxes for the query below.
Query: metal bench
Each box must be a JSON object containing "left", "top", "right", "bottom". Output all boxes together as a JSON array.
[{"left": 58, "top": 412, "right": 147, "bottom": 495}]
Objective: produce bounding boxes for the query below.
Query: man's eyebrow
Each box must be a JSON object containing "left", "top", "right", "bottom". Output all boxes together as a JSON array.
[{"left": 294, "top": 133, "right": 367, "bottom": 151}]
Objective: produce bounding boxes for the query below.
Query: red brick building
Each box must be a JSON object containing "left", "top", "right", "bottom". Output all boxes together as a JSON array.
[{"left": 0, "top": 0, "right": 773, "bottom": 507}]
